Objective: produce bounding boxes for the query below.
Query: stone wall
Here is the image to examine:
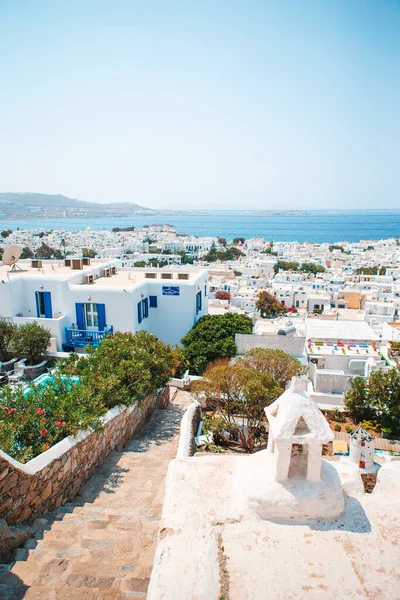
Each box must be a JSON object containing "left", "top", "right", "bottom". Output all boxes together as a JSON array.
[
  {"left": 22, "top": 360, "right": 48, "bottom": 381},
  {"left": 0, "top": 388, "right": 172, "bottom": 525},
  {"left": 235, "top": 333, "right": 306, "bottom": 357}
]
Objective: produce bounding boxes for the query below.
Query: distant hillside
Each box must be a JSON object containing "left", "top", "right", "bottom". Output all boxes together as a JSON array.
[
  {"left": 0, "top": 193, "right": 205, "bottom": 219},
  {"left": 0, "top": 192, "right": 146, "bottom": 210}
]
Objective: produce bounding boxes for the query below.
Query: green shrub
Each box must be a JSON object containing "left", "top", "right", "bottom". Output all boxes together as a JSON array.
[
  {"left": 345, "top": 426, "right": 354, "bottom": 434},
  {"left": 203, "top": 414, "right": 238, "bottom": 445},
  {"left": 0, "top": 316, "right": 16, "bottom": 362},
  {"left": 0, "top": 375, "right": 103, "bottom": 463},
  {"left": 360, "top": 420, "right": 375, "bottom": 432},
  {"left": 12, "top": 322, "right": 51, "bottom": 365},
  {"left": 1, "top": 331, "right": 182, "bottom": 462},
  {"left": 334, "top": 423, "right": 341, "bottom": 432}
]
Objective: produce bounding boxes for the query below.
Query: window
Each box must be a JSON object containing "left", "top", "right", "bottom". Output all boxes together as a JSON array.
[
  {"left": 204, "top": 284, "right": 207, "bottom": 297},
  {"left": 142, "top": 297, "right": 149, "bottom": 319},
  {"left": 196, "top": 290, "right": 202, "bottom": 314},
  {"left": 75, "top": 303, "right": 106, "bottom": 331},
  {"left": 35, "top": 291, "right": 52, "bottom": 318},
  {"left": 178, "top": 274, "right": 189, "bottom": 280},
  {"left": 149, "top": 296, "right": 157, "bottom": 308},
  {"left": 161, "top": 273, "right": 172, "bottom": 279},
  {"left": 85, "top": 303, "right": 99, "bottom": 329},
  {"left": 138, "top": 301, "right": 142, "bottom": 324}
]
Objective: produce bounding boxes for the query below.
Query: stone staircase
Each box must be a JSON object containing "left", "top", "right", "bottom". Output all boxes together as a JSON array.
[{"left": 0, "top": 392, "right": 191, "bottom": 600}]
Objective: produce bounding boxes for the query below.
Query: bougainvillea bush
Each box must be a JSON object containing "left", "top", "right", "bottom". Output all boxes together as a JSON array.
[{"left": 0, "top": 330, "right": 183, "bottom": 463}]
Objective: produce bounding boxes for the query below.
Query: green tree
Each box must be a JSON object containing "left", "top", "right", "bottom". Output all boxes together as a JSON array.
[
  {"left": 21, "top": 247, "right": 34, "bottom": 259},
  {"left": 344, "top": 368, "right": 400, "bottom": 434},
  {"left": 181, "top": 313, "right": 253, "bottom": 374},
  {"left": 174, "top": 251, "right": 194, "bottom": 265},
  {"left": 36, "top": 243, "right": 56, "bottom": 259},
  {"left": 300, "top": 262, "right": 325, "bottom": 275},
  {"left": 192, "top": 362, "right": 282, "bottom": 452},
  {"left": 239, "top": 348, "right": 305, "bottom": 388},
  {"left": 12, "top": 322, "right": 51, "bottom": 365},
  {"left": 256, "top": 291, "right": 287, "bottom": 318},
  {"left": 356, "top": 266, "right": 378, "bottom": 275},
  {"left": 53, "top": 249, "right": 63, "bottom": 260},
  {"left": 1, "top": 229, "right": 12, "bottom": 239},
  {"left": 273, "top": 260, "right": 299, "bottom": 274},
  {"left": 263, "top": 244, "right": 278, "bottom": 256},
  {"left": 217, "top": 237, "right": 227, "bottom": 246},
  {"left": 0, "top": 317, "right": 16, "bottom": 362},
  {"left": 82, "top": 248, "right": 97, "bottom": 258},
  {"left": 232, "top": 237, "right": 245, "bottom": 245}
]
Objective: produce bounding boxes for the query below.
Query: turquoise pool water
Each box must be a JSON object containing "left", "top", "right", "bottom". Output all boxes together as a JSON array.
[{"left": 22, "top": 373, "right": 78, "bottom": 396}]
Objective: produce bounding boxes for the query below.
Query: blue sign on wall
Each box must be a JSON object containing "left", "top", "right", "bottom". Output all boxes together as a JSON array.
[{"left": 162, "top": 286, "right": 180, "bottom": 296}]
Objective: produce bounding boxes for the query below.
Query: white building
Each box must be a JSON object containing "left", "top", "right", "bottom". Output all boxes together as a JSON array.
[{"left": 0, "top": 259, "right": 208, "bottom": 350}]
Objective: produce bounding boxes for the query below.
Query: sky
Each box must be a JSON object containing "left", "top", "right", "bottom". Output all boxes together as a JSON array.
[{"left": 0, "top": 0, "right": 399, "bottom": 210}]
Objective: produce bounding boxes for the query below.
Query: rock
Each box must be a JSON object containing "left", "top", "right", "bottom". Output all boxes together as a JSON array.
[{"left": 0, "top": 519, "right": 33, "bottom": 563}]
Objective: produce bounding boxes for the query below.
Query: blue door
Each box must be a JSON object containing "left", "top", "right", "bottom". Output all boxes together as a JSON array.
[{"left": 35, "top": 291, "right": 52, "bottom": 318}]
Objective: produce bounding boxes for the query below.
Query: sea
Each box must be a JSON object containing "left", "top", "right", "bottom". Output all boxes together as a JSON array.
[{"left": 0, "top": 209, "right": 399, "bottom": 244}]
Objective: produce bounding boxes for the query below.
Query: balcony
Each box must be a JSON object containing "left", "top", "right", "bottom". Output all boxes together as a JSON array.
[{"left": 64, "top": 326, "right": 113, "bottom": 348}]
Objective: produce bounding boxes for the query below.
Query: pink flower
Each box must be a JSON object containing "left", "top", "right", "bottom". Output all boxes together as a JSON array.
[
  {"left": 61, "top": 421, "right": 66, "bottom": 427},
  {"left": 44, "top": 444, "right": 50, "bottom": 450}
]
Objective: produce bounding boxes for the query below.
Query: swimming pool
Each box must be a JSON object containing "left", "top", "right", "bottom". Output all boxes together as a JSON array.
[{"left": 22, "top": 372, "right": 79, "bottom": 396}]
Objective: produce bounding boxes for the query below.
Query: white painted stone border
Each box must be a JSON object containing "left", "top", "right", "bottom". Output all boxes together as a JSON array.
[{"left": 176, "top": 400, "right": 201, "bottom": 458}]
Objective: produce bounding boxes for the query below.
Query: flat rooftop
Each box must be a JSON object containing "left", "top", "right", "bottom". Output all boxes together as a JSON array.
[
  {"left": 1, "top": 260, "right": 204, "bottom": 284},
  {"left": 306, "top": 319, "right": 380, "bottom": 341}
]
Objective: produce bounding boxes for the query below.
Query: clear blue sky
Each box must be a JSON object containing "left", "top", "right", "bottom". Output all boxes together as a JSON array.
[{"left": 0, "top": 0, "right": 399, "bottom": 210}]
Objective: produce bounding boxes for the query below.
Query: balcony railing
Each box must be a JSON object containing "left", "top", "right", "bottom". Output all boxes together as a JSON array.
[{"left": 64, "top": 326, "right": 113, "bottom": 348}]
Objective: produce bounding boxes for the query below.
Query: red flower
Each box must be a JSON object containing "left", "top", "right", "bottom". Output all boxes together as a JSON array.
[
  {"left": 36, "top": 408, "right": 46, "bottom": 415},
  {"left": 54, "top": 421, "right": 61, "bottom": 426},
  {"left": 44, "top": 444, "right": 50, "bottom": 450},
  {"left": 41, "top": 428, "right": 48, "bottom": 437},
  {"left": 61, "top": 421, "right": 66, "bottom": 427}
]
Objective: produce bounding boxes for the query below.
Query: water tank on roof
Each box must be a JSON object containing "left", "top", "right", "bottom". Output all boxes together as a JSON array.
[{"left": 277, "top": 326, "right": 296, "bottom": 336}]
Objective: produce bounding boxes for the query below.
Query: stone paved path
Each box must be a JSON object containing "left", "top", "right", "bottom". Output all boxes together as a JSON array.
[{"left": 1, "top": 390, "right": 191, "bottom": 600}]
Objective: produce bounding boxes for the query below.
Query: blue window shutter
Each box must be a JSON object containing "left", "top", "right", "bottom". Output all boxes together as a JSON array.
[
  {"left": 97, "top": 304, "right": 106, "bottom": 331},
  {"left": 76, "top": 303, "right": 85, "bottom": 329},
  {"left": 196, "top": 291, "right": 202, "bottom": 314},
  {"left": 43, "top": 292, "right": 52, "bottom": 318},
  {"left": 144, "top": 297, "right": 149, "bottom": 318},
  {"left": 35, "top": 292, "right": 40, "bottom": 318},
  {"left": 137, "top": 301, "right": 142, "bottom": 324},
  {"left": 149, "top": 295, "right": 157, "bottom": 308}
]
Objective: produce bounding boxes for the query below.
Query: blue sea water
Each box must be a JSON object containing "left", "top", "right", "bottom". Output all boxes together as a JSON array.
[{"left": 0, "top": 210, "right": 399, "bottom": 243}]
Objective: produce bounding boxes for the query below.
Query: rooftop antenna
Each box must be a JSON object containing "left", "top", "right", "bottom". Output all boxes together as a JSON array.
[{"left": 2, "top": 245, "right": 22, "bottom": 271}]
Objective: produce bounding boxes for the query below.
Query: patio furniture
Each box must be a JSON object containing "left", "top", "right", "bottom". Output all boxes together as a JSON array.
[{"left": 8, "top": 363, "right": 26, "bottom": 383}]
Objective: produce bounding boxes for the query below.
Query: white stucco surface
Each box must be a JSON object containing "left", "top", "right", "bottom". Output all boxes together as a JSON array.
[{"left": 148, "top": 455, "right": 400, "bottom": 600}]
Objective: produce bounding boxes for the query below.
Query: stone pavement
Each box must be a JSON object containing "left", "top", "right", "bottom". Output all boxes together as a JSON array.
[{"left": 0, "top": 390, "right": 192, "bottom": 600}]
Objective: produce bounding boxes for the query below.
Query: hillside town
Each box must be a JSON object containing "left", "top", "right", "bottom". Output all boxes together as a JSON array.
[{"left": 0, "top": 226, "right": 399, "bottom": 599}]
